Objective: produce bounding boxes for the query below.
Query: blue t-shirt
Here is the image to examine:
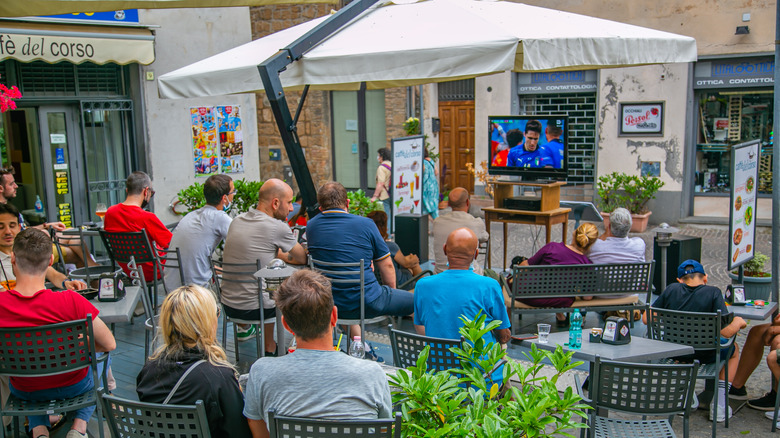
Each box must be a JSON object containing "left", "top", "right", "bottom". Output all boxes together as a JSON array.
[
  {"left": 307, "top": 209, "right": 391, "bottom": 313},
  {"left": 546, "top": 138, "right": 564, "bottom": 169},
  {"left": 506, "top": 144, "right": 554, "bottom": 167},
  {"left": 414, "top": 270, "right": 511, "bottom": 384}
]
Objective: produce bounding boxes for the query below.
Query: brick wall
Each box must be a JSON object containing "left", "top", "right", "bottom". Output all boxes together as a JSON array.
[
  {"left": 519, "top": 92, "right": 597, "bottom": 200},
  {"left": 250, "top": 4, "right": 334, "bottom": 190}
]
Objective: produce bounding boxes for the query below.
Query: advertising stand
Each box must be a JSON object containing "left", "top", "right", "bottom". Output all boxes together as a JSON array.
[
  {"left": 391, "top": 135, "right": 428, "bottom": 261},
  {"left": 728, "top": 140, "right": 761, "bottom": 280}
]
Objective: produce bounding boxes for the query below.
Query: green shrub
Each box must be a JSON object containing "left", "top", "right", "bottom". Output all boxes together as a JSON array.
[
  {"left": 596, "top": 172, "right": 665, "bottom": 214},
  {"left": 174, "top": 178, "right": 263, "bottom": 215},
  {"left": 347, "top": 189, "right": 383, "bottom": 217},
  {"left": 390, "top": 313, "right": 588, "bottom": 437}
]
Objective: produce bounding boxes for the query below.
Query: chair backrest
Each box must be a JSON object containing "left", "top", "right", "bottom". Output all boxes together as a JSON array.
[
  {"left": 210, "top": 259, "right": 263, "bottom": 307},
  {"left": 0, "top": 315, "right": 97, "bottom": 378},
  {"left": 159, "top": 246, "right": 185, "bottom": 290},
  {"left": 511, "top": 262, "right": 654, "bottom": 298},
  {"left": 590, "top": 356, "right": 699, "bottom": 417},
  {"left": 268, "top": 409, "right": 401, "bottom": 438},
  {"left": 647, "top": 307, "right": 723, "bottom": 352},
  {"left": 127, "top": 256, "right": 153, "bottom": 318},
  {"left": 100, "top": 393, "right": 212, "bottom": 438},
  {"left": 477, "top": 240, "right": 489, "bottom": 270},
  {"left": 389, "top": 325, "right": 461, "bottom": 372},
  {"left": 309, "top": 258, "right": 365, "bottom": 288},
  {"left": 99, "top": 229, "right": 158, "bottom": 265}
]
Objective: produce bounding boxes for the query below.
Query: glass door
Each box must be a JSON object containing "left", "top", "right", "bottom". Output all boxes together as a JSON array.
[
  {"left": 332, "top": 90, "right": 387, "bottom": 191},
  {"left": 38, "top": 106, "right": 83, "bottom": 228}
]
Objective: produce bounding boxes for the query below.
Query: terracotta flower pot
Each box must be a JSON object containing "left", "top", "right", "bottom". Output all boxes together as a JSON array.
[{"left": 600, "top": 211, "right": 652, "bottom": 233}]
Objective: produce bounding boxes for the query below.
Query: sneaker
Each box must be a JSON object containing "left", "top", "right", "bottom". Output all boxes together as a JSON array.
[
  {"left": 679, "top": 392, "right": 698, "bottom": 415},
  {"left": 364, "top": 343, "right": 384, "bottom": 363},
  {"left": 66, "top": 430, "right": 88, "bottom": 438},
  {"left": 236, "top": 324, "right": 257, "bottom": 342},
  {"left": 748, "top": 390, "right": 777, "bottom": 411},
  {"left": 729, "top": 385, "right": 749, "bottom": 400},
  {"left": 765, "top": 410, "right": 780, "bottom": 423},
  {"left": 709, "top": 404, "right": 733, "bottom": 423}
]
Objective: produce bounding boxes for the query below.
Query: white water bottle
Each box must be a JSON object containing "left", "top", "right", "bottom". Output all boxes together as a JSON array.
[{"left": 349, "top": 336, "right": 365, "bottom": 359}]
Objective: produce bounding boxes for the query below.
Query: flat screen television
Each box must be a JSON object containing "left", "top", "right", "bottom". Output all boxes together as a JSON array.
[{"left": 488, "top": 115, "right": 568, "bottom": 181}]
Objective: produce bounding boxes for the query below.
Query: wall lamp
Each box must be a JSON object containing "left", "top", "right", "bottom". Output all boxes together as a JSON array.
[{"left": 735, "top": 26, "right": 750, "bottom": 35}]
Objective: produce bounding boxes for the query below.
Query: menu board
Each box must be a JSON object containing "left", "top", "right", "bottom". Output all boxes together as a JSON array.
[
  {"left": 728, "top": 140, "right": 760, "bottom": 270},
  {"left": 391, "top": 135, "right": 424, "bottom": 221}
]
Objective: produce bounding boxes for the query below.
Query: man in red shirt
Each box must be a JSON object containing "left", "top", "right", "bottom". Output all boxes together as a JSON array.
[
  {"left": 0, "top": 229, "right": 116, "bottom": 438},
  {"left": 104, "top": 171, "right": 172, "bottom": 281}
]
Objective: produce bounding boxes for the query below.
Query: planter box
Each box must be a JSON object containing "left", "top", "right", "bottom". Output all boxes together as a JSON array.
[
  {"left": 600, "top": 211, "right": 652, "bottom": 233},
  {"left": 728, "top": 272, "right": 772, "bottom": 301}
]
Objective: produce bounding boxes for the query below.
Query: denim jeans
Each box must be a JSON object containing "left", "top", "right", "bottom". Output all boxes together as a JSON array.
[
  {"left": 9, "top": 371, "right": 95, "bottom": 429},
  {"left": 340, "top": 285, "right": 414, "bottom": 319},
  {"left": 382, "top": 198, "right": 393, "bottom": 232}
]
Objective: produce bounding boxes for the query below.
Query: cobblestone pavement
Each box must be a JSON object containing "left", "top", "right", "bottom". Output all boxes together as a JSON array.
[{"left": 368, "top": 209, "right": 778, "bottom": 436}]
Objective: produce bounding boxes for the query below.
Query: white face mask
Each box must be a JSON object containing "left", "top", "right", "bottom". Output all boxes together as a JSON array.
[{"left": 223, "top": 200, "right": 232, "bottom": 212}]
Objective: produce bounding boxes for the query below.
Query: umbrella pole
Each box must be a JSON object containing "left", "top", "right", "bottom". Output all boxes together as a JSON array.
[
  {"left": 772, "top": 0, "right": 779, "bottom": 312},
  {"left": 257, "top": 0, "right": 381, "bottom": 219}
]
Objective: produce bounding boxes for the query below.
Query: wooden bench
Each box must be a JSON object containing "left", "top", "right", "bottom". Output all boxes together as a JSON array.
[{"left": 509, "top": 262, "right": 654, "bottom": 334}]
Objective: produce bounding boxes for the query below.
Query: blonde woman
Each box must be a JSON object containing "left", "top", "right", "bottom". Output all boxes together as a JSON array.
[
  {"left": 516, "top": 223, "right": 600, "bottom": 326},
  {"left": 136, "top": 285, "right": 251, "bottom": 438}
]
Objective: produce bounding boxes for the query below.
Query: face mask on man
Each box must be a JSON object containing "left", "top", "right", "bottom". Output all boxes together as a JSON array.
[{"left": 223, "top": 200, "right": 232, "bottom": 212}]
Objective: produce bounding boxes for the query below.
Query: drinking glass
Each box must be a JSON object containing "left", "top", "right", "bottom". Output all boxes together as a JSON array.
[
  {"left": 95, "top": 203, "right": 107, "bottom": 221},
  {"left": 537, "top": 323, "right": 551, "bottom": 344}
]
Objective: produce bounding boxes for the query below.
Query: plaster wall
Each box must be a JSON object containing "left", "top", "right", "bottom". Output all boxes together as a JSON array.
[
  {"left": 475, "top": 72, "right": 512, "bottom": 193},
  {"left": 139, "top": 7, "right": 259, "bottom": 224}
]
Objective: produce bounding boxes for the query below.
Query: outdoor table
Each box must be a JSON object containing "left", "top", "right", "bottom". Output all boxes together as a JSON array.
[
  {"left": 519, "top": 331, "right": 694, "bottom": 364},
  {"left": 728, "top": 302, "right": 778, "bottom": 321},
  {"left": 92, "top": 285, "right": 142, "bottom": 325}
]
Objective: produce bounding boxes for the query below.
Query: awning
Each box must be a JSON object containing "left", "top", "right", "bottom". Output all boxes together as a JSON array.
[
  {"left": 0, "top": 21, "right": 155, "bottom": 65},
  {"left": 0, "top": 1, "right": 338, "bottom": 18}
]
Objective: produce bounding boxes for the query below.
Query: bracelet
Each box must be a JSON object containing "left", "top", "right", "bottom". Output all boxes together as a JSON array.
[{"left": 61, "top": 280, "right": 67, "bottom": 289}]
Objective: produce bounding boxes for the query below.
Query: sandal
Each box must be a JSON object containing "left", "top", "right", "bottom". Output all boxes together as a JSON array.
[{"left": 49, "top": 414, "right": 66, "bottom": 432}]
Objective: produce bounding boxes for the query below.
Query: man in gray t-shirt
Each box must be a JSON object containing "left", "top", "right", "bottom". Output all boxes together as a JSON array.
[
  {"left": 164, "top": 175, "right": 233, "bottom": 291},
  {"left": 221, "top": 179, "right": 307, "bottom": 354},
  {"left": 244, "top": 270, "right": 392, "bottom": 434}
]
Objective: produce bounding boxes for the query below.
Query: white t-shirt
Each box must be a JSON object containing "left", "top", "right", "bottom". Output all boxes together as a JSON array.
[{"left": 588, "top": 236, "right": 646, "bottom": 264}]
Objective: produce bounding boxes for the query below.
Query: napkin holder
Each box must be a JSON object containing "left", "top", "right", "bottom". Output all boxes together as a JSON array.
[
  {"left": 97, "top": 271, "right": 127, "bottom": 302},
  {"left": 602, "top": 316, "right": 631, "bottom": 345},
  {"left": 725, "top": 284, "right": 747, "bottom": 305}
]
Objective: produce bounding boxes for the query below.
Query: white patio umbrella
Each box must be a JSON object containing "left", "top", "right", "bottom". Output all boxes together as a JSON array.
[{"left": 158, "top": 0, "right": 697, "bottom": 98}]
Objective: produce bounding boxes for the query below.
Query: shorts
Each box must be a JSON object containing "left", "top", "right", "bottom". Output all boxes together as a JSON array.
[
  {"left": 223, "top": 304, "right": 277, "bottom": 322},
  {"left": 675, "top": 338, "right": 735, "bottom": 365}
]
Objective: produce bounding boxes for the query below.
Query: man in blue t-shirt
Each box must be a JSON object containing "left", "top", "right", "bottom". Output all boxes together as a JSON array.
[
  {"left": 506, "top": 119, "right": 554, "bottom": 168},
  {"left": 307, "top": 182, "right": 413, "bottom": 349},
  {"left": 544, "top": 121, "right": 564, "bottom": 169},
  {"left": 414, "top": 227, "right": 511, "bottom": 384}
]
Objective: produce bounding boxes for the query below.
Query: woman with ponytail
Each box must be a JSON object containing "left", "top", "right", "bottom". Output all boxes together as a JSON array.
[
  {"left": 136, "top": 285, "right": 251, "bottom": 437},
  {"left": 516, "top": 223, "right": 600, "bottom": 326}
]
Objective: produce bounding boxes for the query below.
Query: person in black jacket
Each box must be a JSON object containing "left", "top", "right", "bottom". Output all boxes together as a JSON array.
[{"left": 136, "top": 285, "right": 251, "bottom": 437}]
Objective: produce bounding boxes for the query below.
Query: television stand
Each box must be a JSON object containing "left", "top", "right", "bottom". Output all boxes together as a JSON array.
[{"left": 482, "top": 181, "right": 571, "bottom": 270}]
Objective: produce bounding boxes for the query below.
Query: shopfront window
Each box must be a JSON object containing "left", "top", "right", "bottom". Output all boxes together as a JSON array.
[{"left": 696, "top": 89, "right": 773, "bottom": 194}]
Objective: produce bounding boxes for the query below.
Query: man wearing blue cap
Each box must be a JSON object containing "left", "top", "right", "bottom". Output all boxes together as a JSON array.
[{"left": 644, "top": 259, "right": 747, "bottom": 423}]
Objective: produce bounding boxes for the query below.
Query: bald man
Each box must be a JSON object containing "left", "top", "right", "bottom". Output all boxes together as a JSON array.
[
  {"left": 221, "top": 178, "right": 307, "bottom": 355},
  {"left": 432, "top": 187, "right": 489, "bottom": 274},
  {"left": 414, "top": 227, "right": 510, "bottom": 383}
]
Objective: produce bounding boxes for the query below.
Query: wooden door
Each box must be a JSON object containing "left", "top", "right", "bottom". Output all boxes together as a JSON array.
[{"left": 438, "top": 100, "right": 475, "bottom": 193}]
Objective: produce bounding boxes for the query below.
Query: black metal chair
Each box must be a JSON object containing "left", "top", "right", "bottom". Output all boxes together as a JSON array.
[
  {"left": 0, "top": 315, "right": 105, "bottom": 438},
  {"left": 310, "top": 257, "right": 389, "bottom": 349},
  {"left": 100, "top": 229, "right": 166, "bottom": 308},
  {"left": 647, "top": 307, "right": 733, "bottom": 438},
  {"left": 100, "top": 393, "right": 211, "bottom": 438},
  {"left": 388, "top": 324, "right": 461, "bottom": 372},
  {"left": 52, "top": 227, "right": 119, "bottom": 285},
  {"left": 575, "top": 356, "right": 699, "bottom": 438},
  {"left": 268, "top": 408, "right": 401, "bottom": 438},
  {"left": 210, "top": 258, "right": 275, "bottom": 362}
]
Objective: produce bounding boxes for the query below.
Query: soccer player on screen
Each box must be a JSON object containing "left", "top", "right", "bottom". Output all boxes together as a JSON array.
[
  {"left": 545, "top": 121, "right": 564, "bottom": 169},
  {"left": 506, "top": 120, "right": 553, "bottom": 168}
]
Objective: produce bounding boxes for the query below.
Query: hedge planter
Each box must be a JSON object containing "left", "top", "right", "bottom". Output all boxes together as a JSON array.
[{"left": 601, "top": 211, "right": 652, "bottom": 233}]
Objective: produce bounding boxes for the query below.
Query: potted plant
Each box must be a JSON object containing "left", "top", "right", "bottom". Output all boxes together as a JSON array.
[
  {"left": 596, "top": 172, "right": 665, "bottom": 232},
  {"left": 729, "top": 251, "right": 772, "bottom": 301},
  {"left": 346, "top": 189, "right": 383, "bottom": 217},
  {"left": 173, "top": 178, "right": 263, "bottom": 216},
  {"left": 389, "top": 313, "right": 588, "bottom": 437}
]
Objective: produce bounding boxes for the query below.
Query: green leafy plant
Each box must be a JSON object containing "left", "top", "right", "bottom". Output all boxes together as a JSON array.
[
  {"left": 389, "top": 313, "right": 588, "bottom": 437},
  {"left": 739, "top": 251, "right": 770, "bottom": 278},
  {"left": 402, "top": 117, "right": 439, "bottom": 163},
  {"left": 596, "top": 171, "right": 665, "bottom": 214},
  {"left": 346, "top": 189, "right": 383, "bottom": 217},
  {"left": 174, "top": 178, "right": 263, "bottom": 216}
]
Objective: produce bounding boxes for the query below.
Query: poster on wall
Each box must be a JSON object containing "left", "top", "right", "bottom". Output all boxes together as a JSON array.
[
  {"left": 391, "top": 135, "right": 424, "bottom": 222},
  {"left": 618, "top": 102, "right": 664, "bottom": 136},
  {"left": 728, "top": 139, "right": 760, "bottom": 271},
  {"left": 191, "top": 107, "right": 219, "bottom": 177},
  {"left": 217, "top": 105, "right": 244, "bottom": 174}
]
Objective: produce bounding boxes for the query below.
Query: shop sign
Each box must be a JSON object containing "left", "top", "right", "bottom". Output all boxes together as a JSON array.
[
  {"left": 728, "top": 140, "right": 760, "bottom": 270},
  {"left": 517, "top": 70, "right": 597, "bottom": 94},
  {"left": 694, "top": 57, "right": 774, "bottom": 89},
  {"left": 43, "top": 10, "right": 140, "bottom": 24},
  {"left": 618, "top": 102, "right": 664, "bottom": 136}
]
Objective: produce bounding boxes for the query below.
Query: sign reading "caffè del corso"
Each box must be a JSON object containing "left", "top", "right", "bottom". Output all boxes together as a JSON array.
[{"left": 0, "top": 29, "right": 154, "bottom": 65}]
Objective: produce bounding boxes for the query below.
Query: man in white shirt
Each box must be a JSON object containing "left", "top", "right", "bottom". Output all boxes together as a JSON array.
[
  {"left": 588, "top": 207, "right": 646, "bottom": 264},
  {"left": 432, "top": 187, "right": 489, "bottom": 274},
  {"left": 164, "top": 174, "right": 234, "bottom": 290}
]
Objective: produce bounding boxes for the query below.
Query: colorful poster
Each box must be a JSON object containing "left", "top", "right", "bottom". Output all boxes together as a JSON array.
[
  {"left": 190, "top": 107, "right": 219, "bottom": 177},
  {"left": 391, "top": 135, "right": 424, "bottom": 221},
  {"left": 728, "top": 140, "right": 760, "bottom": 270},
  {"left": 217, "top": 105, "right": 244, "bottom": 174}
]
